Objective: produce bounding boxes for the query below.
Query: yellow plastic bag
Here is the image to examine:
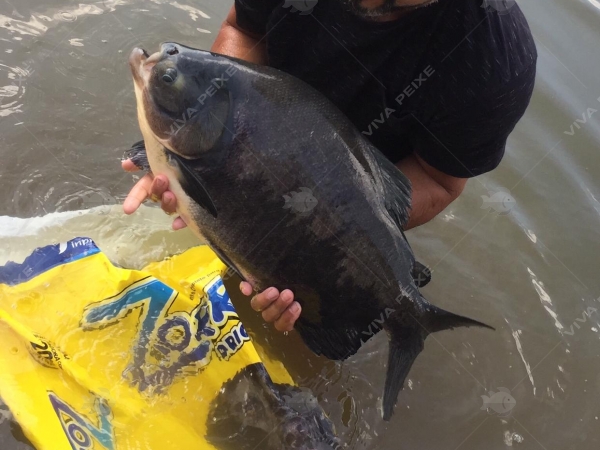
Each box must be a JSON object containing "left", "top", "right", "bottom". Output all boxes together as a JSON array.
[{"left": 0, "top": 237, "right": 293, "bottom": 450}]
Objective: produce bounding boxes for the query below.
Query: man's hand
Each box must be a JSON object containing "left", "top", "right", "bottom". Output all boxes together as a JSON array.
[
  {"left": 239, "top": 282, "right": 302, "bottom": 332},
  {"left": 121, "top": 159, "right": 187, "bottom": 230}
]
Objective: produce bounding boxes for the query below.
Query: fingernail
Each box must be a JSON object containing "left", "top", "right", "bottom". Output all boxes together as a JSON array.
[
  {"left": 155, "top": 178, "right": 165, "bottom": 189},
  {"left": 289, "top": 302, "right": 300, "bottom": 314},
  {"left": 266, "top": 288, "right": 278, "bottom": 300}
]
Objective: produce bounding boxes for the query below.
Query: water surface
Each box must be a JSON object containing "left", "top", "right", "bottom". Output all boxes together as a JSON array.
[{"left": 1, "top": 0, "right": 600, "bottom": 448}]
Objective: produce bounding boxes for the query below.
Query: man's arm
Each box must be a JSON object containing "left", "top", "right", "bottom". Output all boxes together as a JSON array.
[
  {"left": 211, "top": 6, "right": 267, "bottom": 64},
  {"left": 396, "top": 154, "right": 467, "bottom": 229}
]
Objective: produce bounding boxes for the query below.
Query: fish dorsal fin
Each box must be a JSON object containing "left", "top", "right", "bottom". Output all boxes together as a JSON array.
[
  {"left": 352, "top": 141, "right": 412, "bottom": 230},
  {"left": 167, "top": 150, "right": 218, "bottom": 218}
]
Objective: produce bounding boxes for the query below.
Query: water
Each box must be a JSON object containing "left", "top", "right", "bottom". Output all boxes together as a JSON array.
[{"left": 1, "top": 0, "right": 600, "bottom": 448}]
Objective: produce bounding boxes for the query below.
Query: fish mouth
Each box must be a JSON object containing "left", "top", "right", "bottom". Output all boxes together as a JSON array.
[{"left": 129, "top": 44, "right": 178, "bottom": 87}]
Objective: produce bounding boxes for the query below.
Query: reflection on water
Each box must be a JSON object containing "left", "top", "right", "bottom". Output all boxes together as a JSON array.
[{"left": 1, "top": 0, "right": 600, "bottom": 449}]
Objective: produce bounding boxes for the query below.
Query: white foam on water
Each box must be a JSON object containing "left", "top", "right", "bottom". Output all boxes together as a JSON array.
[{"left": 0, "top": 205, "right": 199, "bottom": 270}]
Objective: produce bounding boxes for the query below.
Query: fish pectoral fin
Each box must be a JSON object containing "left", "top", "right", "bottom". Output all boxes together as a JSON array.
[
  {"left": 295, "top": 320, "right": 365, "bottom": 361},
  {"left": 167, "top": 151, "right": 218, "bottom": 218},
  {"left": 124, "top": 140, "right": 151, "bottom": 172},
  {"left": 383, "top": 332, "right": 424, "bottom": 421}
]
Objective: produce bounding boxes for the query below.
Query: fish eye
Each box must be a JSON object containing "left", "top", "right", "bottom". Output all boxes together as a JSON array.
[{"left": 162, "top": 68, "right": 178, "bottom": 84}]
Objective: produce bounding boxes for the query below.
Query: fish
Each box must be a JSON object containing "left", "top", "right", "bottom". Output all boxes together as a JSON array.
[
  {"left": 207, "top": 363, "right": 340, "bottom": 450},
  {"left": 128, "top": 42, "right": 494, "bottom": 420}
]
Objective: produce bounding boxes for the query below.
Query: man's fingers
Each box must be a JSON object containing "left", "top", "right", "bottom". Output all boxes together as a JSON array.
[
  {"left": 244, "top": 286, "right": 300, "bottom": 331},
  {"left": 239, "top": 282, "right": 253, "bottom": 297},
  {"left": 123, "top": 173, "right": 153, "bottom": 215},
  {"left": 261, "top": 289, "right": 294, "bottom": 322},
  {"left": 274, "top": 301, "right": 301, "bottom": 332},
  {"left": 172, "top": 217, "right": 188, "bottom": 230},
  {"left": 151, "top": 175, "right": 169, "bottom": 197},
  {"left": 123, "top": 168, "right": 186, "bottom": 232},
  {"left": 161, "top": 191, "right": 177, "bottom": 214},
  {"left": 121, "top": 159, "right": 140, "bottom": 173},
  {"left": 250, "top": 287, "right": 279, "bottom": 312}
]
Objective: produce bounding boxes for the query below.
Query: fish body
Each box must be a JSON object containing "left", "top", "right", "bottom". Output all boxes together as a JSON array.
[{"left": 128, "top": 43, "right": 493, "bottom": 420}]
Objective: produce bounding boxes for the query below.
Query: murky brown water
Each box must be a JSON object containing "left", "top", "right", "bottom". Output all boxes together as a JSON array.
[{"left": 1, "top": 0, "right": 600, "bottom": 449}]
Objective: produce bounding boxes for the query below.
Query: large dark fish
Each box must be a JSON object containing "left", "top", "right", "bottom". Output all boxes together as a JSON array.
[{"left": 128, "top": 43, "right": 493, "bottom": 420}]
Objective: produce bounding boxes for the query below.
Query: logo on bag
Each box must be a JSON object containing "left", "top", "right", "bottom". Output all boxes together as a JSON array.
[
  {"left": 48, "top": 392, "right": 115, "bottom": 450},
  {"left": 82, "top": 275, "right": 248, "bottom": 392},
  {"left": 28, "top": 335, "right": 67, "bottom": 370}
]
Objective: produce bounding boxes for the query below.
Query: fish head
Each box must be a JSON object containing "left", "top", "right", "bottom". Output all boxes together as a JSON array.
[{"left": 129, "top": 42, "right": 234, "bottom": 159}]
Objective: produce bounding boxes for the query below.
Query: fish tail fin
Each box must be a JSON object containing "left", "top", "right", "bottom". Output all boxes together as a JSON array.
[
  {"left": 424, "top": 305, "right": 495, "bottom": 334},
  {"left": 381, "top": 303, "right": 493, "bottom": 421},
  {"left": 383, "top": 332, "right": 424, "bottom": 421}
]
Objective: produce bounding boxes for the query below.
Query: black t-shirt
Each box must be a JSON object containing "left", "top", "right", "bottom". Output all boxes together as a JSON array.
[{"left": 234, "top": 0, "right": 537, "bottom": 178}]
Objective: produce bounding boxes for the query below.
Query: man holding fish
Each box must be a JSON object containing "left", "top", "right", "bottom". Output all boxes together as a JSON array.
[{"left": 123, "top": 0, "right": 536, "bottom": 333}]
